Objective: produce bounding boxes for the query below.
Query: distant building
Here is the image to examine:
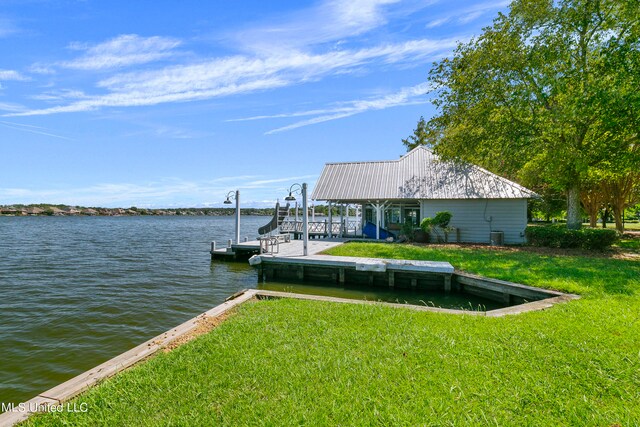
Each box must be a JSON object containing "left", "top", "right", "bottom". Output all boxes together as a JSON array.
[
  {"left": 312, "top": 146, "right": 536, "bottom": 244},
  {"left": 25, "top": 207, "right": 44, "bottom": 215}
]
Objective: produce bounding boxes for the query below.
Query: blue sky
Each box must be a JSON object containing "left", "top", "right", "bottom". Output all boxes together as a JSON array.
[{"left": 0, "top": 0, "right": 509, "bottom": 208}]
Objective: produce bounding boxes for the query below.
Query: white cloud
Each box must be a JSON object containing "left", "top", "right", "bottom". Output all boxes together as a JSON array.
[
  {"left": 0, "top": 102, "right": 27, "bottom": 113},
  {"left": 425, "top": 0, "right": 509, "bottom": 28},
  {"left": 60, "top": 34, "right": 182, "bottom": 70},
  {"left": 0, "top": 174, "right": 318, "bottom": 208},
  {"left": 0, "top": 17, "right": 19, "bottom": 38},
  {"left": 243, "top": 175, "right": 317, "bottom": 189},
  {"left": 233, "top": 0, "right": 401, "bottom": 53},
  {"left": 0, "top": 69, "right": 28, "bottom": 81},
  {"left": 10, "top": 39, "right": 453, "bottom": 117},
  {"left": 28, "top": 64, "right": 57, "bottom": 75},
  {"left": 121, "top": 122, "right": 213, "bottom": 140},
  {"left": 232, "top": 82, "right": 432, "bottom": 134},
  {"left": 0, "top": 120, "right": 74, "bottom": 140},
  {"left": 31, "top": 89, "right": 88, "bottom": 102}
]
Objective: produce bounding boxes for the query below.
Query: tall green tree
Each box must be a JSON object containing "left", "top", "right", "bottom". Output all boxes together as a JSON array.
[
  {"left": 424, "top": 0, "right": 640, "bottom": 229},
  {"left": 402, "top": 116, "right": 430, "bottom": 151}
]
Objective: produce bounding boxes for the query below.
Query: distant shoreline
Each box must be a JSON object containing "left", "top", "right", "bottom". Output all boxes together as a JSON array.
[{"left": 0, "top": 205, "right": 274, "bottom": 217}]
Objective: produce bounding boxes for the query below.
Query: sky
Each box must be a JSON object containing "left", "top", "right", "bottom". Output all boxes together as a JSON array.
[{"left": 0, "top": 0, "right": 510, "bottom": 208}]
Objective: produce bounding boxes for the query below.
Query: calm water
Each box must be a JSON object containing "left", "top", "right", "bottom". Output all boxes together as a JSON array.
[{"left": 0, "top": 216, "right": 500, "bottom": 405}]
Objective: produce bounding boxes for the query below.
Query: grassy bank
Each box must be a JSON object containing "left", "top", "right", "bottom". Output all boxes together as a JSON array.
[
  {"left": 325, "top": 242, "right": 640, "bottom": 297},
  {"left": 26, "top": 243, "right": 640, "bottom": 426}
]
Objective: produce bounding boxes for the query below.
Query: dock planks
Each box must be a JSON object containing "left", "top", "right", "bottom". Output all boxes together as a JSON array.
[{"left": 211, "top": 238, "right": 347, "bottom": 259}]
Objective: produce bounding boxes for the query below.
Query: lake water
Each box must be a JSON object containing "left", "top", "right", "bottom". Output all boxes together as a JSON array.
[{"left": 0, "top": 216, "right": 500, "bottom": 406}]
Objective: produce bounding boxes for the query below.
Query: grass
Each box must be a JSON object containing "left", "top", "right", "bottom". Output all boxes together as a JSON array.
[
  {"left": 618, "top": 237, "right": 640, "bottom": 252},
  {"left": 25, "top": 243, "right": 640, "bottom": 426},
  {"left": 580, "top": 222, "right": 640, "bottom": 231},
  {"left": 326, "top": 242, "right": 639, "bottom": 297}
]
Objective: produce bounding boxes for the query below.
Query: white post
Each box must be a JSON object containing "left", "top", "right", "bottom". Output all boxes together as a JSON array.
[
  {"left": 376, "top": 204, "right": 380, "bottom": 240},
  {"left": 312, "top": 204, "right": 315, "bottom": 221},
  {"left": 234, "top": 190, "right": 240, "bottom": 245},
  {"left": 328, "top": 201, "right": 333, "bottom": 238},
  {"left": 295, "top": 202, "right": 299, "bottom": 222},
  {"left": 340, "top": 204, "right": 344, "bottom": 237},
  {"left": 345, "top": 204, "right": 350, "bottom": 236},
  {"left": 302, "top": 183, "right": 308, "bottom": 256}
]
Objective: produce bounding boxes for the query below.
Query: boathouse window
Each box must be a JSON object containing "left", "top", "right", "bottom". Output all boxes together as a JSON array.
[{"left": 404, "top": 208, "right": 420, "bottom": 225}]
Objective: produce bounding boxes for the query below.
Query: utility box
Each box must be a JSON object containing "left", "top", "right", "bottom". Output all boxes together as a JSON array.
[{"left": 490, "top": 231, "right": 504, "bottom": 246}]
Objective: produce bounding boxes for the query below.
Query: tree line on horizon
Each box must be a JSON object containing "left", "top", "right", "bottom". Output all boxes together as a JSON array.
[
  {"left": 0, "top": 204, "right": 275, "bottom": 217},
  {"left": 0, "top": 204, "right": 358, "bottom": 218}
]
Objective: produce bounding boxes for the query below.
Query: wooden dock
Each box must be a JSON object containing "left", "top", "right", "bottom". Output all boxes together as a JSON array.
[
  {"left": 210, "top": 238, "right": 347, "bottom": 260},
  {"left": 250, "top": 253, "right": 455, "bottom": 292},
  {"left": 248, "top": 252, "right": 573, "bottom": 305},
  {"left": 211, "top": 238, "right": 576, "bottom": 307}
]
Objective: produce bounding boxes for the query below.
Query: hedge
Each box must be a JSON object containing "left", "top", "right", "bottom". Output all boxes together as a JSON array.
[{"left": 525, "top": 225, "right": 618, "bottom": 250}]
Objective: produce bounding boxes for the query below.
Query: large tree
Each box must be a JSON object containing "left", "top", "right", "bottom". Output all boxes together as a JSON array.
[
  {"left": 424, "top": 0, "right": 640, "bottom": 229},
  {"left": 402, "top": 116, "right": 430, "bottom": 151}
]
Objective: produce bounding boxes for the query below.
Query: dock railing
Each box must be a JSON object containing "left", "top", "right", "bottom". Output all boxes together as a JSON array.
[{"left": 279, "top": 219, "right": 362, "bottom": 237}]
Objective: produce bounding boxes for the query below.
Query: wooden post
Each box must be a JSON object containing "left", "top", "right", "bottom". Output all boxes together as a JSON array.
[
  {"left": 444, "top": 275, "right": 452, "bottom": 293},
  {"left": 388, "top": 271, "right": 395, "bottom": 288},
  {"left": 411, "top": 278, "right": 417, "bottom": 289},
  {"left": 211, "top": 241, "right": 216, "bottom": 252},
  {"left": 368, "top": 272, "right": 374, "bottom": 286},
  {"left": 339, "top": 268, "right": 345, "bottom": 284},
  {"left": 297, "top": 266, "right": 304, "bottom": 280},
  {"left": 503, "top": 292, "right": 511, "bottom": 305}
]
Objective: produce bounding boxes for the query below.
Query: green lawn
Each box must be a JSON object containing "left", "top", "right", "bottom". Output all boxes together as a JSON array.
[
  {"left": 326, "top": 242, "right": 639, "bottom": 297},
  {"left": 618, "top": 237, "right": 640, "bottom": 252},
  {"left": 580, "top": 222, "right": 640, "bottom": 231},
  {"left": 25, "top": 243, "right": 640, "bottom": 426}
]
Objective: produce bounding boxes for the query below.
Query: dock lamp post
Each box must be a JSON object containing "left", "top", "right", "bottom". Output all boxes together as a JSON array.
[
  {"left": 223, "top": 190, "right": 240, "bottom": 245},
  {"left": 285, "top": 183, "right": 308, "bottom": 256}
]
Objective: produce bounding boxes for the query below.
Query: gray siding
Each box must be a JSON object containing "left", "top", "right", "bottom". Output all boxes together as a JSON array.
[{"left": 420, "top": 199, "right": 527, "bottom": 244}]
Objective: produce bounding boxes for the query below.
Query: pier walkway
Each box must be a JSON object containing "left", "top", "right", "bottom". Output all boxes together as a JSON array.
[{"left": 210, "top": 238, "right": 348, "bottom": 260}]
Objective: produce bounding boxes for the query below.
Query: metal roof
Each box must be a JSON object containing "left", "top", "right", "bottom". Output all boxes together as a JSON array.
[{"left": 311, "top": 146, "right": 536, "bottom": 202}]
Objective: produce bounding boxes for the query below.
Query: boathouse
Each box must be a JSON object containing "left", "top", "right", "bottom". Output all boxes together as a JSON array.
[{"left": 311, "top": 146, "right": 536, "bottom": 244}]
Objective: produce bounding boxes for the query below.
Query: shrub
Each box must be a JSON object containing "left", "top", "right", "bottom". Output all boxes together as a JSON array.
[
  {"left": 400, "top": 221, "right": 416, "bottom": 242},
  {"left": 525, "top": 225, "right": 618, "bottom": 250},
  {"left": 421, "top": 211, "right": 453, "bottom": 243}
]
